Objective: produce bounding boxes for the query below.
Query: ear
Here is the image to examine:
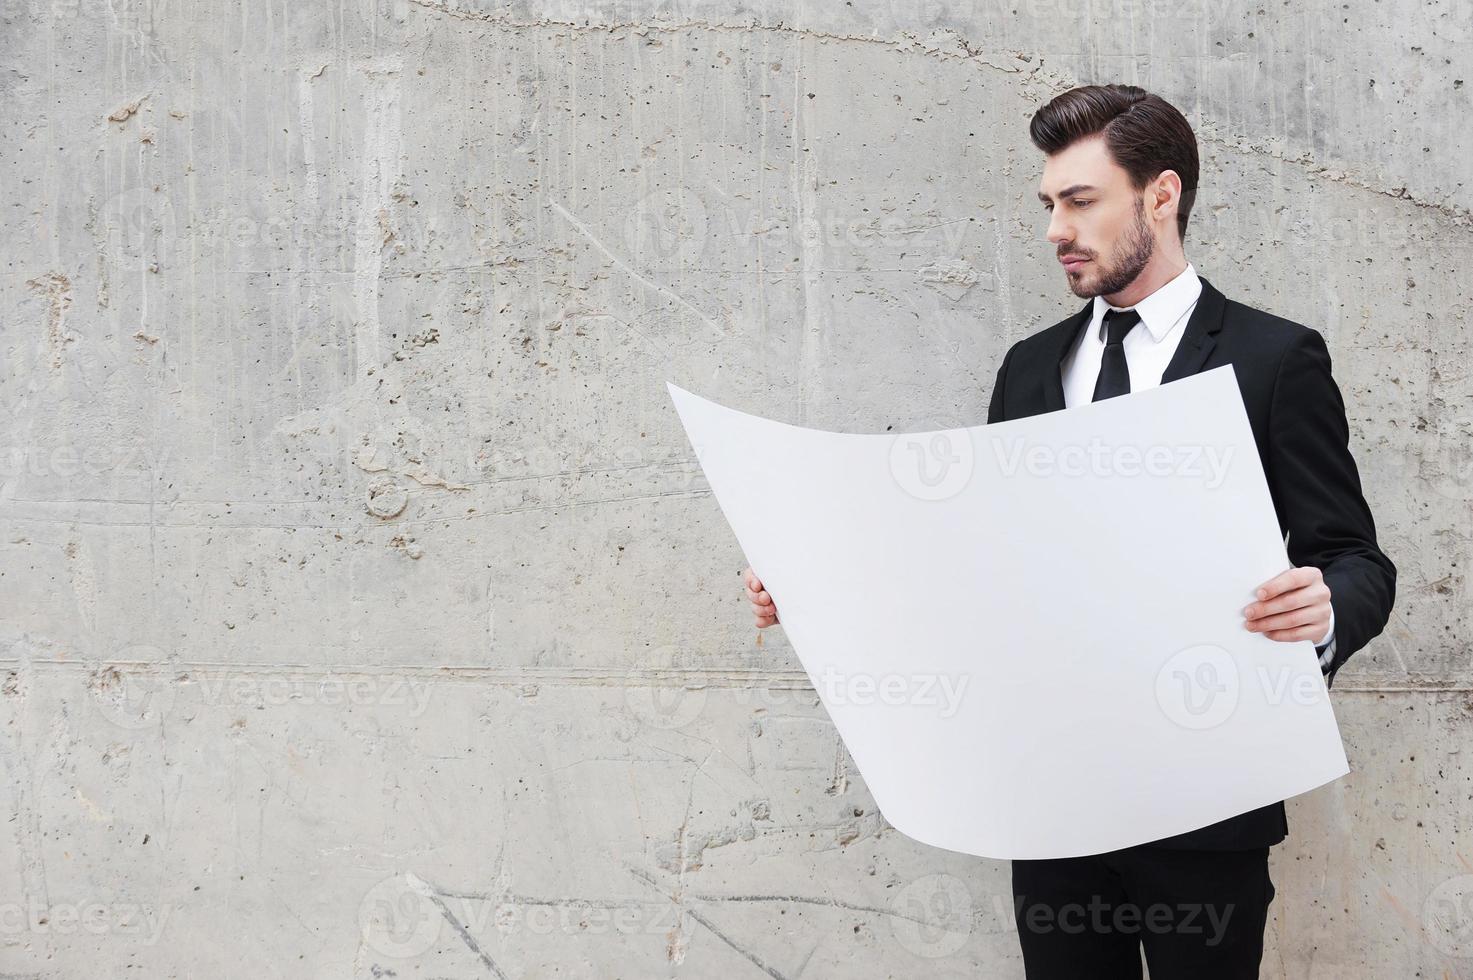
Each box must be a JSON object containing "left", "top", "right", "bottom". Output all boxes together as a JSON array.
[{"left": 1151, "top": 170, "right": 1183, "bottom": 223}]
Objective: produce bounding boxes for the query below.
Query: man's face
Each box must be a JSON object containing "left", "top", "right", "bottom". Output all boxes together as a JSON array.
[{"left": 1037, "top": 134, "right": 1156, "bottom": 298}]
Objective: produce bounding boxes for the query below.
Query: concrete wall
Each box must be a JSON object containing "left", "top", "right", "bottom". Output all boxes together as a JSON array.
[{"left": 0, "top": 0, "right": 1468, "bottom": 976}]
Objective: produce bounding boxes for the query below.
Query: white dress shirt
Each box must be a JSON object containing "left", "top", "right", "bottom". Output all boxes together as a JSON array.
[{"left": 1058, "top": 262, "right": 1337, "bottom": 667}]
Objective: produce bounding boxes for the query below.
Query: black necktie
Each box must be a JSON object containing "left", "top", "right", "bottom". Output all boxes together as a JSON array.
[{"left": 1092, "top": 307, "right": 1142, "bottom": 402}]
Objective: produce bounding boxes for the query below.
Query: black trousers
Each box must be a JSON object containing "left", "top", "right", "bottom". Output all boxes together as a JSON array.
[{"left": 1010, "top": 845, "right": 1275, "bottom": 979}]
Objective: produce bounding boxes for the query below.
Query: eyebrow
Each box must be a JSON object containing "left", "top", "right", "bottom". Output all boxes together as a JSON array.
[{"left": 1037, "top": 184, "right": 1098, "bottom": 203}]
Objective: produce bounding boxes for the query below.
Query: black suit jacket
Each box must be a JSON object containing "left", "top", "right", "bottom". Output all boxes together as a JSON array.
[{"left": 986, "top": 275, "right": 1396, "bottom": 851}]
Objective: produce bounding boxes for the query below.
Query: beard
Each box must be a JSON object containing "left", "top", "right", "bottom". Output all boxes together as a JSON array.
[{"left": 1065, "top": 199, "right": 1156, "bottom": 298}]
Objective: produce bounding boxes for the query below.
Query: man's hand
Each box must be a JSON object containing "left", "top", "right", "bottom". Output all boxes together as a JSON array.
[
  {"left": 1243, "top": 566, "right": 1332, "bottom": 642},
  {"left": 743, "top": 566, "right": 780, "bottom": 628}
]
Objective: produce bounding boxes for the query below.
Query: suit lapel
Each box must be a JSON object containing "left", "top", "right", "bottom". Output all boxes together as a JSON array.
[
  {"left": 1159, "top": 276, "right": 1226, "bottom": 384},
  {"left": 1042, "top": 300, "right": 1093, "bottom": 414},
  {"left": 1041, "top": 275, "right": 1228, "bottom": 412}
]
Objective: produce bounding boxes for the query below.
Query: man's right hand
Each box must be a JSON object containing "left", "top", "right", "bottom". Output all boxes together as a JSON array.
[{"left": 743, "top": 566, "right": 780, "bottom": 628}]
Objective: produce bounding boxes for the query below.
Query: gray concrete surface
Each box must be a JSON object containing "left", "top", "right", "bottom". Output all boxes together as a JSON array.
[{"left": 0, "top": 0, "right": 1469, "bottom": 976}]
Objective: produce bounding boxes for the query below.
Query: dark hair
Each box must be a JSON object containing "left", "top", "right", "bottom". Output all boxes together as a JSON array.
[{"left": 1029, "top": 84, "right": 1199, "bottom": 243}]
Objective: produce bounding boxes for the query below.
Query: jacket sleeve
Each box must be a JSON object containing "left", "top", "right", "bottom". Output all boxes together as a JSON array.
[
  {"left": 987, "top": 344, "right": 1013, "bottom": 425},
  {"left": 1266, "top": 328, "right": 1397, "bottom": 688}
]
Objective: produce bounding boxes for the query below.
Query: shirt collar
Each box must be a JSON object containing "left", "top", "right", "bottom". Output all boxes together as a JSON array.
[{"left": 1091, "top": 262, "right": 1201, "bottom": 343}]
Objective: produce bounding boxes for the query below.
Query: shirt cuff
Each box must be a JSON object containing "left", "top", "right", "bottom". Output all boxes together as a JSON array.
[
  {"left": 1315, "top": 608, "right": 1336, "bottom": 671},
  {"left": 1314, "top": 607, "right": 1335, "bottom": 648}
]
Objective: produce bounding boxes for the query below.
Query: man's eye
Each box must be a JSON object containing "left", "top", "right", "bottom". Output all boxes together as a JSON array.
[
  {"left": 1073, "top": 200, "right": 1092, "bottom": 208},
  {"left": 1043, "top": 204, "right": 1053, "bottom": 212}
]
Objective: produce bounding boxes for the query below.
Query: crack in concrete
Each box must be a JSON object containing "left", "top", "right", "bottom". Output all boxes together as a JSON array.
[
  {"left": 0, "top": 659, "right": 819, "bottom": 686},
  {"left": 628, "top": 866, "right": 791, "bottom": 979},
  {"left": 1197, "top": 127, "right": 1473, "bottom": 227},
  {"left": 401, "top": 0, "right": 1036, "bottom": 77},
  {"left": 408, "top": 872, "right": 511, "bottom": 979},
  {"left": 548, "top": 198, "right": 730, "bottom": 342},
  {"left": 0, "top": 657, "right": 1464, "bottom": 692},
  {"left": 403, "top": 0, "right": 1471, "bottom": 227}
]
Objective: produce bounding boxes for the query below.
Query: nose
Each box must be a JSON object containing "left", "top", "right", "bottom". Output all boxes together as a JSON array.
[{"left": 1046, "top": 210, "right": 1072, "bottom": 247}]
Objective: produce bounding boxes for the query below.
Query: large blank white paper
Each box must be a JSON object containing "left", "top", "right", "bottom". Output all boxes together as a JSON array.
[{"left": 668, "top": 365, "right": 1349, "bottom": 860}]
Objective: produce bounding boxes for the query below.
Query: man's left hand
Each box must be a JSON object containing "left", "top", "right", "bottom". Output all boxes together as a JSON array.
[{"left": 1243, "top": 566, "right": 1332, "bottom": 642}]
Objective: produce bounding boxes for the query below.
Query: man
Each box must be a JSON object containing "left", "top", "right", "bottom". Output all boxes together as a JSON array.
[{"left": 742, "top": 84, "right": 1395, "bottom": 977}]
